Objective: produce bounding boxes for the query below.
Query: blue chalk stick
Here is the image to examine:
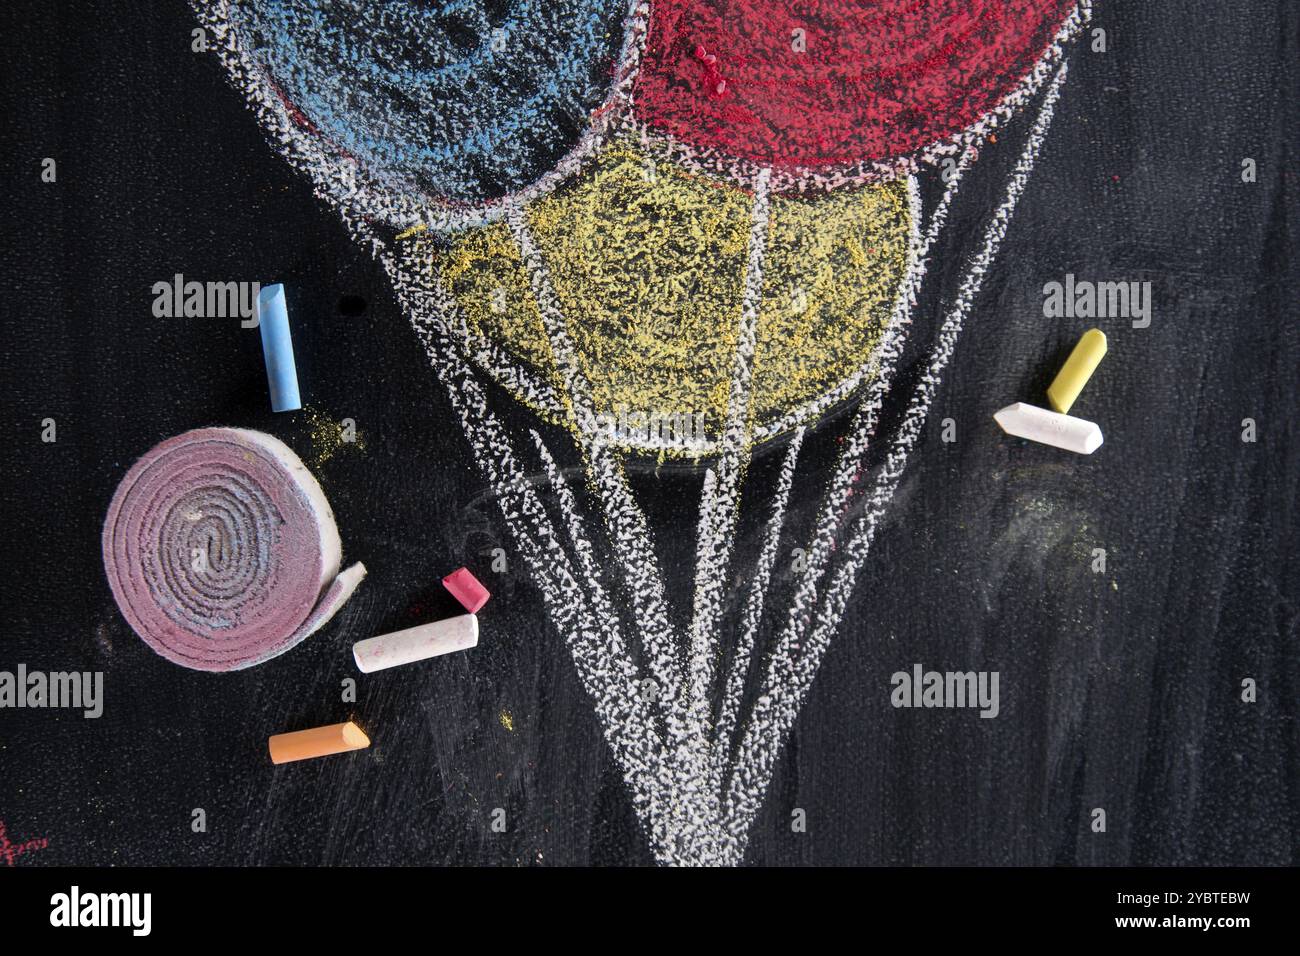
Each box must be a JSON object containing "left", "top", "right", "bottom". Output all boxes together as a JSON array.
[{"left": 257, "top": 284, "right": 301, "bottom": 412}]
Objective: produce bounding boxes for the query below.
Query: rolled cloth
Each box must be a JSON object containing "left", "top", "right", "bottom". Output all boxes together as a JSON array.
[{"left": 102, "top": 427, "right": 365, "bottom": 671}]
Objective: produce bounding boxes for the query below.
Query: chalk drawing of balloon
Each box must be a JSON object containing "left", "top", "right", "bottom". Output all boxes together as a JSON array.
[{"left": 196, "top": 0, "right": 1091, "bottom": 864}]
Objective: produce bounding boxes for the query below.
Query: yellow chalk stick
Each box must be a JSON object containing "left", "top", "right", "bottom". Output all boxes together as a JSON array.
[
  {"left": 1047, "top": 328, "right": 1108, "bottom": 414},
  {"left": 268, "top": 720, "right": 369, "bottom": 764}
]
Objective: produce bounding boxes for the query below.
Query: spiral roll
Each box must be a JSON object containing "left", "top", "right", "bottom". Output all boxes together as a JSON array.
[{"left": 102, "top": 427, "right": 365, "bottom": 672}]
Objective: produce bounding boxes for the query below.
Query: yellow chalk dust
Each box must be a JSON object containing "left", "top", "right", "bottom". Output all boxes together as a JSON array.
[{"left": 305, "top": 406, "right": 365, "bottom": 467}]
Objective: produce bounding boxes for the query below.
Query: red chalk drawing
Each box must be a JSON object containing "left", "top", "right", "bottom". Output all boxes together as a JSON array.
[
  {"left": 0, "top": 819, "right": 49, "bottom": 866},
  {"left": 637, "top": 0, "right": 1077, "bottom": 168}
]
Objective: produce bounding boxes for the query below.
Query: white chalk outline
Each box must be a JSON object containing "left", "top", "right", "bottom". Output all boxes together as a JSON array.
[
  {"left": 415, "top": 54, "right": 1070, "bottom": 862},
  {"left": 201, "top": 0, "right": 1090, "bottom": 864},
  {"left": 722, "top": 60, "right": 1075, "bottom": 853}
]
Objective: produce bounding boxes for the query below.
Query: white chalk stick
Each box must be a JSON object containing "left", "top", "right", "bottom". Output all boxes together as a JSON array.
[
  {"left": 352, "top": 613, "right": 479, "bottom": 673},
  {"left": 994, "top": 402, "right": 1104, "bottom": 455}
]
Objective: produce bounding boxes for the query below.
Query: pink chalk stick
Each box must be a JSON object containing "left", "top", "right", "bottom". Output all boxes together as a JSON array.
[{"left": 442, "top": 567, "right": 490, "bottom": 614}]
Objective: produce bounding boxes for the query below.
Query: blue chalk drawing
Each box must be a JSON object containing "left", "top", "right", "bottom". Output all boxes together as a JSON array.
[{"left": 228, "top": 0, "right": 628, "bottom": 202}]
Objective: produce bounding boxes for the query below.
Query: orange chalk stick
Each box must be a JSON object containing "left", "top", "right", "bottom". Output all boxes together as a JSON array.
[{"left": 268, "top": 720, "right": 370, "bottom": 765}]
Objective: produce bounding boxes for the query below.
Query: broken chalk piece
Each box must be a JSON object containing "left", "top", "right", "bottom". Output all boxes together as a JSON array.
[
  {"left": 352, "top": 613, "right": 479, "bottom": 674},
  {"left": 269, "top": 720, "right": 369, "bottom": 765},
  {"left": 442, "top": 566, "right": 490, "bottom": 614},
  {"left": 994, "top": 402, "right": 1104, "bottom": 455},
  {"left": 1047, "top": 328, "right": 1107, "bottom": 414},
  {"left": 257, "top": 283, "right": 301, "bottom": 412}
]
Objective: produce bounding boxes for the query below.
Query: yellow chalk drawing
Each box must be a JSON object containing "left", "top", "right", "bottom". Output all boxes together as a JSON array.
[
  {"left": 413, "top": 138, "right": 911, "bottom": 454},
  {"left": 758, "top": 184, "right": 910, "bottom": 428},
  {"left": 499, "top": 709, "right": 515, "bottom": 732}
]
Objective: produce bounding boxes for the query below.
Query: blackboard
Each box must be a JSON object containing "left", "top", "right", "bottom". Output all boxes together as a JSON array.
[{"left": 1, "top": 0, "right": 1296, "bottom": 867}]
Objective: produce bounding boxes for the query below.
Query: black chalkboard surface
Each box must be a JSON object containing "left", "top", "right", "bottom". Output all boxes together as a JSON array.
[{"left": 1, "top": 0, "right": 1296, "bottom": 869}]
